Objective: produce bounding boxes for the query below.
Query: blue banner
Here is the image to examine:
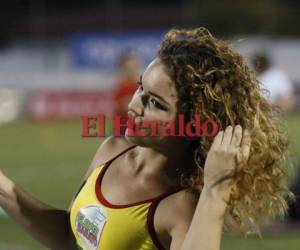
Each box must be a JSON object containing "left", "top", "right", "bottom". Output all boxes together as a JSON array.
[{"left": 69, "top": 30, "right": 166, "bottom": 69}]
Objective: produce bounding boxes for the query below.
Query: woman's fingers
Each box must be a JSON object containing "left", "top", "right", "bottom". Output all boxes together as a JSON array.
[
  {"left": 236, "top": 129, "right": 251, "bottom": 166},
  {"left": 230, "top": 125, "right": 243, "bottom": 147},
  {"left": 219, "top": 125, "right": 242, "bottom": 146},
  {"left": 241, "top": 129, "right": 251, "bottom": 158},
  {"left": 221, "top": 126, "right": 233, "bottom": 146},
  {"left": 205, "top": 125, "right": 251, "bottom": 195},
  {"left": 210, "top": 130, "right": 224, "bottom": 150},
  {"left": 210, "top": 126, "right": 251, "bottom": 162}
]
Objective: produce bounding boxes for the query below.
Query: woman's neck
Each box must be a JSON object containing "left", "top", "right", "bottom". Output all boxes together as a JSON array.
[{"left": 125, "top": 140, "right": 194, "bottom": 186}]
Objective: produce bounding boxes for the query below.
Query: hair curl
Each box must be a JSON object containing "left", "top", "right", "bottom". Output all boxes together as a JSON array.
[{"left": 157, "top": 27, "right": 293, "bottom": 234}]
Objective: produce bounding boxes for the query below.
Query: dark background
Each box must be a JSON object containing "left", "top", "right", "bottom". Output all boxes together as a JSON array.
[{"left": 1, "top": 0, "right": 300, "bottom": 43}]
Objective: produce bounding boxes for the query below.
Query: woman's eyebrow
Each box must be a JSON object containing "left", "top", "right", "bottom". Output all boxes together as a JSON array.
[{"left": 139, "top": 74, "right": 170, "bottom": 106}]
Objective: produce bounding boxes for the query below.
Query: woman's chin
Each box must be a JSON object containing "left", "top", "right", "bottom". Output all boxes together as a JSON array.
[
  {"left": 125, "top": 129, "right": 165, "bottom": 147},
  {"left": 125, "top": 133, "right": 148, "bottom": 146}
]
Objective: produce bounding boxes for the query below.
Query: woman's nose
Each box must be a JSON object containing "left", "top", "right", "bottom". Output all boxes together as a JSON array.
[{"left": 127, "top": 93, "right": 144, "bottom": 117}]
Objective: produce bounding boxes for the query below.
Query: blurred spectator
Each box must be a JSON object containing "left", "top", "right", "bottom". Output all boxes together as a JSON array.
[
  {"left": 0, "top": 89, "right": 24, "bottom": 124},
  {"left": 113, "top": 52, "right": 141, "bottom": 134},
  {"left": 288, "top": 167, "right": 300, "bottom": 221},
  {"left": 251, "top": 52, "right": 297, "bottom": 112}
]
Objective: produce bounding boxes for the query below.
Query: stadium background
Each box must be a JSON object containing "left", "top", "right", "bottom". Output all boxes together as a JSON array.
[{"left": 0, "top": 0, "right": 300, "bottom": 249}]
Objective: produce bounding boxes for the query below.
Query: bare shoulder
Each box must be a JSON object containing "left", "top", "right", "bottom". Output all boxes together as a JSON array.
[
  {"left": 82, "top": 136, "right": 134, "bottom": 180},
  {"left": 68, "top": 136, "right": 134, "bottom": 211},
  {"left": 160, "top": 189, "right": 199, "bottom": 224},
  {"left": 68, "top": 136, "right": 135, "bottom": 211},
  {"left": 94, "top": 136, "right": 135, "bottom": 166}
]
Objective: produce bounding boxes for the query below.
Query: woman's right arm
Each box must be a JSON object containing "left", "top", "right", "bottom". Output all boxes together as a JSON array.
[
  {"left": 0, "top": 135, "right": 131, "bottom": 250},
  {"left": 0, "top": 170, "right": 77, "bottom": 250}
]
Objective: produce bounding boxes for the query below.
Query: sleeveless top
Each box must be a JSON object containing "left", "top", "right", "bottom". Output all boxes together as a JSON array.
[{"left": 69, "top": 145, "right": 183, "bottom": 250}]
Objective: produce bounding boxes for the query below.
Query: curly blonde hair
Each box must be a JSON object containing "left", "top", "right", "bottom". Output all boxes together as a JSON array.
[{"left": 158, "top": 27, "right": 293, "bottom": 234}]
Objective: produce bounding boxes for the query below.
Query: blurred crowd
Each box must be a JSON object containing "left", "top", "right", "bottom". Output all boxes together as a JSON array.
[{"left": 251, "top": 52, "right": 298, "bottom": 113}]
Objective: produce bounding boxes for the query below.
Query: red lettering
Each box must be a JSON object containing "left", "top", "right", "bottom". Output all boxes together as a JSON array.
[
  {"left": 150, "top": 120, "right": 162, "bottom": 136},
  {"left": 185, "top": 115, "right": 201, "bottom": 137},
  {"left": 161, "top": 120, "right": 175, "bottom": 137},
  {"left": 201, "top": 119, "right": 219, "bottom": 137},
  {"left": 79, "top": 114, "right": 219, "bottom": 139},
  {"left": 122, "top": 116, "right": 135, "bottom": 137},
  {"left": 135, "top": 120, "right": 149, "bottom": 137},
  {"left": 177, "top": 114, "right": 185, "bottom": 136},
  {"left": 81, "top": 115, "right": 98, "bottom": 137},
  {"left": 98, "top": 114, "right": 106, "bottom": 136},
  {"left": 114, "top": 116, "right": 127, "bottom": 137}
]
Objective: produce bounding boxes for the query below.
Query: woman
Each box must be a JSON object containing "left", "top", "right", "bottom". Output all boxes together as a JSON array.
[{"left": 0, "top": 27, "right": 292, "bottom": 250}]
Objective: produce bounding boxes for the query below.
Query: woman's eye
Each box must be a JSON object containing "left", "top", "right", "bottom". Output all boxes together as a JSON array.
[{"left": 149, "top": 98, "right": 164, "bottom": 110}]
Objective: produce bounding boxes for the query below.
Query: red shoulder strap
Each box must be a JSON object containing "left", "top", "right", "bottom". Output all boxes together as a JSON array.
[{"left": 146, "top": 187, "right": 183, "bottom": 250}]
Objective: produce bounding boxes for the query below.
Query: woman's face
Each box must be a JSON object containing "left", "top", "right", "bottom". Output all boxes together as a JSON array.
[{"left": 125, "top": 57, "right": 180, "bottom": 148}]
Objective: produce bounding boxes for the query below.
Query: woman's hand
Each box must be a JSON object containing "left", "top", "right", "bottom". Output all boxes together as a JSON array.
[
  {"left": 203, "top": 125, "right": 251, "bottom": 203},
  {"left": 0, "top": 169, "right": 15, "bottom": 202}
]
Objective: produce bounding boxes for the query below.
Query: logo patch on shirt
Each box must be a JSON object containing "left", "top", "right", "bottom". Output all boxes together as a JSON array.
[{"left": 75, "top": 205, "right": 107, "bottom": 250}]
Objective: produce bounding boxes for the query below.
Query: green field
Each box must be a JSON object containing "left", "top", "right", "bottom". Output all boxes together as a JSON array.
[{"left": 0, "top": 115, "right": 300, "bottom": 250}]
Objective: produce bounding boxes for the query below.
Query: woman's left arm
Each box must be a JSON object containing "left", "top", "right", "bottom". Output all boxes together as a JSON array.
[
  {"left": 177, "top": 186, "right": 227, "bottom": 250},
  {"left": 171, "top": 125, "right": 251, "bottom": 250}
]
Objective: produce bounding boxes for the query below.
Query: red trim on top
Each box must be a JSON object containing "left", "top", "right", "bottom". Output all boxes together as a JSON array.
[
  {"left": 94, "top": 144, "right": 183, "bottom": 209},
  {"left": 94, "top": 143, "right": 185, "bottom": 248},
  {"left": 95, "top": 144, "right": 138, "bottom": 209},
  {"left": 146, "top": 188, "right": 183, "bottom": 250}
]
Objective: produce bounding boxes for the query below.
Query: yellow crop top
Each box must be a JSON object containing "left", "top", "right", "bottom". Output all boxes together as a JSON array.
[{"left": 70, "top": 145, "right": 183, "bottom": 250}]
